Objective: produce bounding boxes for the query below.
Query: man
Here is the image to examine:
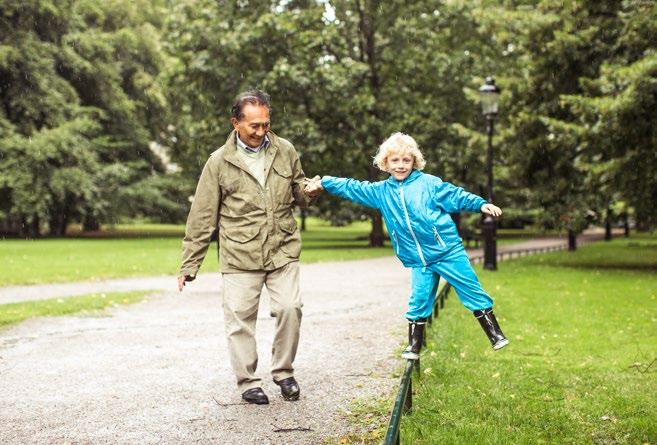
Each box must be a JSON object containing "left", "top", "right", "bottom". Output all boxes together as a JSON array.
[{"left": 178, "top": 89, "right": 317, "bottom": 405}]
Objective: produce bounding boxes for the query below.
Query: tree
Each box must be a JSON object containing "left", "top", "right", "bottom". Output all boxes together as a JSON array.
[
  {"left": 475, "top": 1, "right": 627, "bottom": 241},
  {"left": 0, "top": 0, "right": 180, "bottom": 236},
  {"left": 562, "top": 0, "right": 657, "bottom": 230},
  {"left": 164, "top": 0, "right": 501, "bottom": 245}
]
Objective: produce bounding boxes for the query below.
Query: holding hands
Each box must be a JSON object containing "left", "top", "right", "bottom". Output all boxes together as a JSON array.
[
  {"left": 480, "top": 203, "right": 502, "bottom": 217},
  {"left": 304, "top": 175, "right": 324, "bottom": 198}
]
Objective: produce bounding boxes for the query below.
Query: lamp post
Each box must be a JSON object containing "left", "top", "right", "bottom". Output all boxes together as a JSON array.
[{"left": 479, "top": 76, "right": 501, "bottom": 271}]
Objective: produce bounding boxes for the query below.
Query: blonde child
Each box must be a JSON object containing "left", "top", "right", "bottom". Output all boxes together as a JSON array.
[{"left": 305, "top": 133, "right": 508, "bottom": 358}]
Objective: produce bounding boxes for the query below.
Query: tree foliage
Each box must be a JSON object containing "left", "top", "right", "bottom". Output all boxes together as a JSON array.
[
  {"left": 0, "top": 0, "right": 186, "bottom": 236},
  {"left": 163, "top": 0, "right": 504, "bottom": 244},
  {"left": 2, "top": 0, "right": 656, "bottom": 238}
]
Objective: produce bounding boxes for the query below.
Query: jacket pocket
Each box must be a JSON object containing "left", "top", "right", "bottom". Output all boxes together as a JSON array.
[
  {"left": 272, "top": 162, "right": 292, "bottom": 178},
  {"left": 432, "top": 226, "right": 447, "bottom": 248},
  {"left": 221, "top": 227, "right": 261, "bottom": 269},
  {"left": 279, "top": 218, "right": 297, "bottom": 234},
  {"left": 391, "top": 230, "right": 400, "bottom": 254},
  {"left": 224, "top": 227, "right": 259, "bottom": 243},
  {"left": 271, "top": 162, "right": 294, "bottom": 205},
  {"left": 278, "top": 218, "right": 301, "bottom": 258}
]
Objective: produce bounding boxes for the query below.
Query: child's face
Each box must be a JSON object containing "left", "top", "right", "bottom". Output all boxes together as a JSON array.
[{"left": 385, "top": 151, "right": 414, "bottom": 181}]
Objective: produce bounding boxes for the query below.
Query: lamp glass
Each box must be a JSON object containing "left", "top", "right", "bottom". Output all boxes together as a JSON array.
[{"left": 480, "top": 89, "right": 500, "bottom": 115}]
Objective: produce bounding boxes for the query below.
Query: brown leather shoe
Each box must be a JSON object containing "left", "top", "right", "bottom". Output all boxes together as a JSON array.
[
  {"left": 241, "top": 387, "right": 269, "bottom": 405},
  {"left": 273, "top": 377, "right": 300, "bottom": 401}
]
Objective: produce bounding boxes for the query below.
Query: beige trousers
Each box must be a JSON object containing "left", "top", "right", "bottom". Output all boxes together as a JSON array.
[{"left": 221, "top": 261, "right": 302, "bottom": 392}]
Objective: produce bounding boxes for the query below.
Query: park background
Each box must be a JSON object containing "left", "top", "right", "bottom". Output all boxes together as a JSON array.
[{"left": 1, "top": 1, "right": 656, "bottom": 444}]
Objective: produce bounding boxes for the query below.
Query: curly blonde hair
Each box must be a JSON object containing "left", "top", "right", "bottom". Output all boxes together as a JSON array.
[{"left": 372, "top": 132, "right": 426, "bottom": 172}]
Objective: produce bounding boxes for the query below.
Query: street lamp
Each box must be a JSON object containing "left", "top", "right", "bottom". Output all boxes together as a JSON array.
[{"left": 479, "top": 76, "right": 501, "bottom": 270}]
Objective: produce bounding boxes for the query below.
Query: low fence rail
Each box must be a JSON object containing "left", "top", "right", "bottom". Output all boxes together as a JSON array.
[
  {"left": 470, "top": 243, "right": 568, "bottom": 264},
  {"left": 383, "top": 279, "right": 451, "bottom": 445},
  {"left": 382, "top": 242, "right": 567, "bottom": 445}
]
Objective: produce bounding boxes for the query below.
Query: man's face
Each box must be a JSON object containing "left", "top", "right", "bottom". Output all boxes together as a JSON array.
[
  {"left": 385, "top": 151, "right": 414, "bottom": 181},
  {"left": 231, "top": 104, "right": 271, "bottom": 148}
]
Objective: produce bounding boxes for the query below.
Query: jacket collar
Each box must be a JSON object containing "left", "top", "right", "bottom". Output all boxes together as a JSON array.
[
  {"left": 236, "top": 134, "right": 270, "bottom": 153},
  {"left": 223, "top": 131, "right": 281, "bottom": 188},
  {"left": 386, "top": 169, "right": 422, "bottom": 185},
  {"left": 224, "top": 130, "right": 279, "bottom": 172}
]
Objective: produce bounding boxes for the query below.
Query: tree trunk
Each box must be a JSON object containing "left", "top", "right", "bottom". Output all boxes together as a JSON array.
[
  {"left": 568, "top": 228, "right": 577, "bottom": 251},
  {"left": 49, "top": 214, "right": 67, "bottom": 237},
  {"left": 83, "top": 214, "right": 101, "bottom": 232},
  {"left": 622, "top": 212, "right": 629, "bottom": 237},
  {"left": 21, "top": 216, "right": 40, "bottom": 238},
  {"left": 369, "top": 213, "right": 385, "bottom": 247},
  {"left": 357, "top": 1, "right": 384, "bottom": 248},
  {"left": 605, "top": 207, "right": 612, "bottom": 241},
  {"left": 367, "top": 164, "right": 384, "bottom": 247},
  {"left": 49, "top": 203, "right": 70, "bottom": 237}
]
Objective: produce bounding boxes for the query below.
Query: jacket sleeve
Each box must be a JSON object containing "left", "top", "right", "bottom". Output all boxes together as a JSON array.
[
  {"left": 321, "top": 176, "right": 380, "bottom": 209},
  {"left": 290, "top": 148, "right": 313, "bottom": 208},
  {"left": 180, "top": 157, "right": 221, "bottom": 277},
  {"left": 432, "top": 178, "right": 486, "bottom": 213}
]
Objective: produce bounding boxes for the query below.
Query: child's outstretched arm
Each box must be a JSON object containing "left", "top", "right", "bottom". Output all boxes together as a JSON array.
[
  {"left": 433, "top": 180, "right": 503, "bottom": 216},
  {"left": 433, "top": 179, "right": 488, "bottom": 213},
  {"left": 315, "top": 176, "right": 380, "bottom": 209}
]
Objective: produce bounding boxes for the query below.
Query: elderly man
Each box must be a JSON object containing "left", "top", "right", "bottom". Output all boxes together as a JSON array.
[{"left": 178, "top": 89, "right": 317, "bottom": 405}]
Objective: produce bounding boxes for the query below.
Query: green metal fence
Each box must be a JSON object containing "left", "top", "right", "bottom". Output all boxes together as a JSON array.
[
  {"left": 383, "top": 279, "right": 451, "bottom": 445},
  {"left": 382, "top": 243, "right": 567, "bottom": 444}
]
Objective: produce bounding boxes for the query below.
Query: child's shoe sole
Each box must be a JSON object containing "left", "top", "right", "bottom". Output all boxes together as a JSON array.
[{"left": 493, "top": 338, "right": 509, "bottom": 350}]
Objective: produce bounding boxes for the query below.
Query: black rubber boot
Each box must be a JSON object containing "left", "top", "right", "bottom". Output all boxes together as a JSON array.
[
  {"left": 401, "top": 319, "right": 426, "bottom": 360},
  {"left": 474, "top": 308, "right": 509, "bottom": 350}
]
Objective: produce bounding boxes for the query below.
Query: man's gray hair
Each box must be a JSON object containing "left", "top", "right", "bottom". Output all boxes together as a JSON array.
[{"left": 231, "top": 89, "right": 272, "bottom": 120}]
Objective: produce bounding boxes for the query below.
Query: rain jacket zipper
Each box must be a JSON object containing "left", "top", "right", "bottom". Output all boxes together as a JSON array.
[
  {"left": 432, "top": 226, "right": 446, "bottom": 248},
  {"left": 399, "top": 184, "right": 427, "bottom": 266},
  {"left": 392, "top": 230, "right": 400, "bottom": 254}
]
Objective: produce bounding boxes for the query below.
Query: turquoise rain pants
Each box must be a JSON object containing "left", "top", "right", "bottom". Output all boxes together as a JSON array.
[{"left": 405, "top": 244, "right": 494, "bottom": 321}]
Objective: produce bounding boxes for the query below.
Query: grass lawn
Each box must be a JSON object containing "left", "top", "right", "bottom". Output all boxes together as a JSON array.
[
  {"left": 0, "top": 290, "right": 153, "bottom": 328},
  {"left": 0, "top": 218, "right": 562, "bottom": 286},
  {"left": 0, "top": 219, "right": 394, "bottom": 286},
  {"left": 398, "top": 237, "right": 657, "bottom": 444}
]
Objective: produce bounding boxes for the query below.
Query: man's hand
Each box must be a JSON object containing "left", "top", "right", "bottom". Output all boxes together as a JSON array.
[
  {"left": 177, "top": 275, "right": 195, "bottom": 292},
  {"left": 481, "top": 203, "right": 502, "bottom": 217},
  {"left": 303, "top": 175, "right": 324, "bottom": 198}
]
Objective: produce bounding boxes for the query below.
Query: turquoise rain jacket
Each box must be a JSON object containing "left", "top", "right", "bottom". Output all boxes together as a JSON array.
[{"left": 321, "top": 170, "right": 487, "bottom": 268}]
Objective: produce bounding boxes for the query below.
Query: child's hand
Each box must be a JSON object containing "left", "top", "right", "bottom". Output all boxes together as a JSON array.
[
  {"left": 304, "top": 176, "right": 324, "bottom": 197},
  {"left": 481, "top": 203, "right": 502, "bottom": 217}
]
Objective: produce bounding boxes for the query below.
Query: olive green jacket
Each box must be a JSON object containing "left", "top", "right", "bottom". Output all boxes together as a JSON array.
[{"left": 180, "top": 131, "right": 311, "bottom": 275}]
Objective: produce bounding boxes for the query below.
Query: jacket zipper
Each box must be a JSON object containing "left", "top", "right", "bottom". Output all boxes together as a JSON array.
[
  {"left": 432, "top": 226, "right": 446, "bottom": 248},
  {"left": 399, "top": 184, "right": 427, "bottom": 266},
  {"left": 392, "top": 230, "right": 400, "bottom": 254}
]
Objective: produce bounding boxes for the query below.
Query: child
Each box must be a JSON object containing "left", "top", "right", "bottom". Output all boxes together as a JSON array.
[{"left": 305, "top": 132, "right": 509, "bottom": 359}]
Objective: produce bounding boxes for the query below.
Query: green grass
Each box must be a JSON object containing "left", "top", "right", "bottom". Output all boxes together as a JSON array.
[
  {"left": 0, "top": 218, "right": 393, "bottom": 285},
  {"left": 0, "top": 290, "right": 153, "bottom": 328},
  {"left": 66, "top": 222, "right": 189, "bottom": 238},
  {"left": 0, "top": 218, "right": 562, "bottom": 286},
  {"left": 329, "top": 395, "right": 392, "bottom": 444},
  {"left": 399, "top": 237, "right": 657, "bottom": 444}
]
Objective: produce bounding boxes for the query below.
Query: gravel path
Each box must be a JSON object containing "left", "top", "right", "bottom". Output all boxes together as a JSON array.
[
  {"left": 0, "top": 233, "right": 608, "bottom": 444},
  {"left": 1, "top": 257, "right": 409, "bottom": 445}
]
